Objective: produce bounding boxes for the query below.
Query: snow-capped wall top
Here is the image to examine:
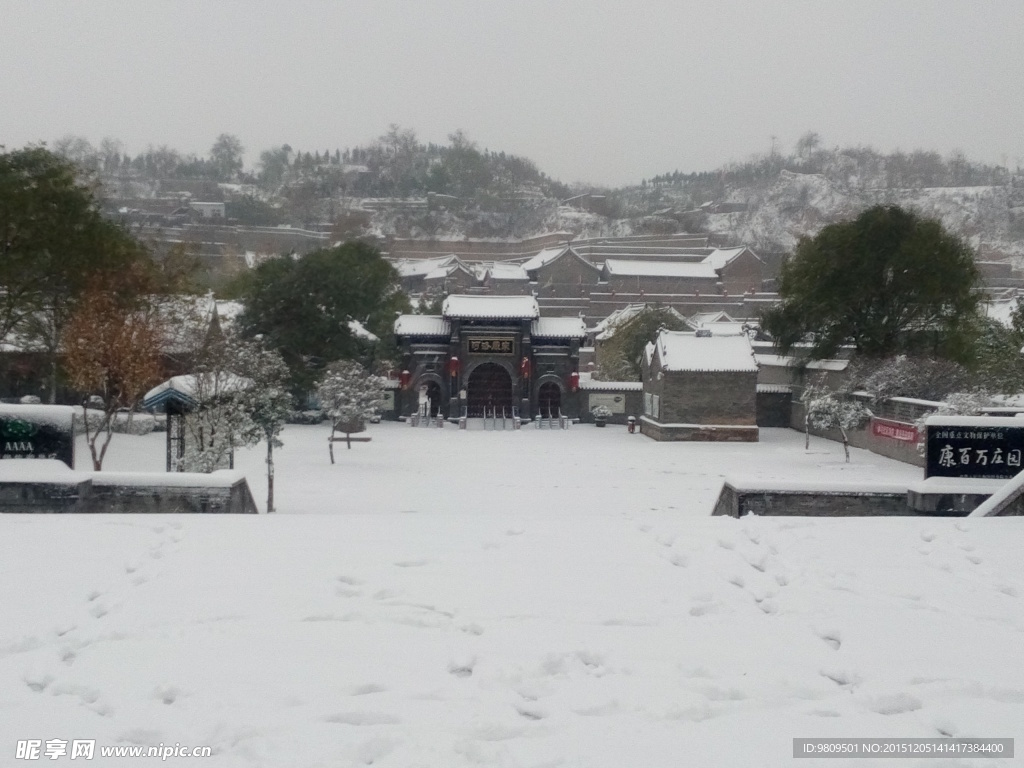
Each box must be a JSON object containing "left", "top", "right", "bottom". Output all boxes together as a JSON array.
[
  {"left": 393, "top": 315, "right": 451, "bottom": 337},
  {"left": 0, "top": 404, "right": 76, "bottom": 429},
  {"left": 926, "top": 414, "right": 1024, "bottom": 428},
  {"left": 654, "top": 331, "right": 758, "bottom": 373},
  {"left": 531, "top": 317, "right": 587, "bottom": 339},
  {"left": 754, "top": 354, "right": 849, "bottom": 371},
  {"left": 442, "top": 295, "right": 539, "bottom": 320}
]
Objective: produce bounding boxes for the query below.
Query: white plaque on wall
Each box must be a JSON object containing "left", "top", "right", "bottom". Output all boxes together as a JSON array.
[{"left": 589, "top": 393, "right": 626, "bottom": 414}]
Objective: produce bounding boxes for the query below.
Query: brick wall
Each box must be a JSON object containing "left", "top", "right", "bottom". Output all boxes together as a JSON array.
[{"left": 659, "top": 371, "right": 758, "bottom": 426}]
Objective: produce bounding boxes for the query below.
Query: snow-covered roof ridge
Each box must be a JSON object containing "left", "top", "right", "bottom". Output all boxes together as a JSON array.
[
  {"left": 442, "top": 295, "right": 539, "bottom": 320},
  {"left": 702, "top": 247, "right": 759, "bottom": 270},
  {"left": 593, "top": 303, "right": 696, "bottom": 341},
  {"left": 483, "top": 262, "right": 529, "bottom": 281},
  {"left": 392, "top": 255, "right": 458, "bottom": 278},
  {"left": 521, "top": 246, "right": 568, "bottom": 272},
  {"left": 531, "top": 317, "right": 587, "bottom": 339},
  {"left": 394, "top": 315, "right": 451, "bottom": 337},
  {"left": 604, "top": 259, "right": 718, "bottom": 278},
  {"left": 654, "top": 330, "right": 758, "bottom": 373}
]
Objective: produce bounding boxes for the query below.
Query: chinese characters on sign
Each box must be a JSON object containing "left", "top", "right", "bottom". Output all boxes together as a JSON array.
[
  {"left": 871, "top": 418, "right": 918, "bottom": 443},
  {"left": 467, "top": 338, "right": 514, "bottom": 355},
  {"left": 926, "top": 425, "right": 1024, "bottom": 479}
]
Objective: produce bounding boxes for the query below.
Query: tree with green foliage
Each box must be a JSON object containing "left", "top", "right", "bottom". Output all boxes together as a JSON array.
[
  {"left": 237, "top": 241, "right": 409, "bottom": 394},
  {"left": 210, "top": 134, "right": 244, "bottom": 180},
  {"left": 597, "top": 306, "right": 693, "bottom": 380},
  {"left": 0, "top": 146, "right": 154, "bottom": 400},
  {"left": 762, "top": 205, "right": 981, "bottom": 362}
]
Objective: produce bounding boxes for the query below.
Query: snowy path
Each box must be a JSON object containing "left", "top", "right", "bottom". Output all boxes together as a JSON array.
[{"left": 0, "top": 425, "right": 1019, "bottom": 766}]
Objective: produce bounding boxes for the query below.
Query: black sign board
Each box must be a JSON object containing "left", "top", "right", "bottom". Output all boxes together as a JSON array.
[
  {"left": 467, "top": 337, "right": 515, "bottom": 355},
  {"left": 926, "top": 424, "right": 1024, "bottom": 479},
  {"left": 0, "top": 415, "right": 75, "bottom": 468}
]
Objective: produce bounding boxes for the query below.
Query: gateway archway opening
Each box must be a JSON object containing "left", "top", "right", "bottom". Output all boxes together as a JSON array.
[
  {"left": 537, "top": 382, "right": 561, "bottom": 417},
  {"left": 467, "top": 363, "right": 513, "bottom": 417}
]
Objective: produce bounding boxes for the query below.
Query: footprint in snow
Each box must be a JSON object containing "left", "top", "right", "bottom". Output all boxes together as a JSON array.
[
  {"left": 153, "top": 685, "right": 181, "bottom": 705},
  {"left": 393, "top": 559, "right": 428, "bottom": 568},
  {"left": 965, "top": 554, "right": 982, "bottom": 565},
  {"left": 515, "top": 704, "right": 547, "bottom": 721},
  {"left": 995, "top": 584, "right": 1017, "bottom": 597},
  {"left": 816, "top": 629, "right": 842, "bottom": 650},
  {"left": 86, "top": 590, "right": 102, "bottom": 602},
  {"left": 447, "top": 655, "right": 476, "bottom": 678},
  {"left": 689, "top": 602, "right": 721, "bottom": 617},
  {"left": 920, "top": 530, "right": 936, "bottom": 543},
  {"left": 89, "top": 603, "right": 109, "bottom": 619},
  {"left": 863, "top": 693, "right": 922, "bottom": 715},
  {"left": 669, "top": 552, "right": 689, "bottom": 568},
  {"left": 820, "top": 668, "right": 861, "bottom": 688},
  {"left": 24, "top": 673, "right": 54, "bottom": 692},
  {"left": 325, "top": 711, "right": 401, "bottom": 726},
  {"left": 350, "top": 683, "right": 387, "bottom": 696}
]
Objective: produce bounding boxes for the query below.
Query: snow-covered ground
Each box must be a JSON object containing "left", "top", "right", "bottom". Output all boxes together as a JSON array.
[{"left": 1, "top": 424, "right": 1021, "bottom": 767}]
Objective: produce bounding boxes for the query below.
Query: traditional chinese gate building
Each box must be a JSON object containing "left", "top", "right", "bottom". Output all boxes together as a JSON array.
[{"left": 393, "top": 295, "right": 586, "bottom": 420}]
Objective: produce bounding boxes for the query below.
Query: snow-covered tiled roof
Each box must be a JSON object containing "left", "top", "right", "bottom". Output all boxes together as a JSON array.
[
  {"left": 531, "top": 317, "right": 587, "bottom": 338},
  {"left": 522, "top": 246, "right": 568, "bottom": 272},
  {"left": 442, "top": 295, "right": 539, "bottom": 320},
  {"left": 392, "top": 255, "right": 456, "bottom": 278},
  {"left": 702, "top": 247, "right": 751, "bottom": 270},
  {"left": 603, "top": 259, "right": 718, "bottom": 278},
  {"left": 593, "top": 304, "right": 695, "bottom": 341},
  {"left": 485, "top": 262, "right": 529, "bottom": 281},
  {"left": 394, "top": 315, "right": 451, "bottom": 336},
  {"left": 142, "top": 373, "right": 251, "bottom": 410},
  {"left": 654, "top": 331, "right": 758, "bottom": 373},
  {"left": 689, "top": 310, "right": 735, "bottom": 324}
]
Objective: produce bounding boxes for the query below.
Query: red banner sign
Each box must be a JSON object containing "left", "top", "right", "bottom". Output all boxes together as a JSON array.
[{"left": 871, "top": 417, "right": 919, "bottom": 443}]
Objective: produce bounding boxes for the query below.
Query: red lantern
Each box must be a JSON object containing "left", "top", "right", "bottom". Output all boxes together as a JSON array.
[
  {"left": 448, "top": 356, "right": 460, "bottom": 377},
  {"left": 519, "top": 356, "right": 531, "bottom": 379},
  {"left": 569, "top": 371, "right": 579, "bottom": 392},
  {"left": 399, "top": 370, "right": 412, "bottom": 390}
]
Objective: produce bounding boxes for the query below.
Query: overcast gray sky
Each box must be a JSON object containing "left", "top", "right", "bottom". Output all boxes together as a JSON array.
[{"left": 1, "top": 0, "right": 1021, "bottom": 186}]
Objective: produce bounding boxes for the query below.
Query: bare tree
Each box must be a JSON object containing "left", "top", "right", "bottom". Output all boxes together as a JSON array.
[{"left": 62, "top": 286, "right": 166, "bottom": 470}]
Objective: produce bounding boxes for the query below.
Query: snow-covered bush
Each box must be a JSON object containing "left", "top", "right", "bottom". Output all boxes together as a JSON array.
[
  {"left": 912, "top": 390, "right": 992, "bottom": 451},
  {"left": 316, "top": 360, "right": 387, "bottom": 461},
  {"left": 802, "top": 385, "right": 871, "bottom": 462},
  {"left": 853, "top": 355, "right": 971, "bottom": 403}
]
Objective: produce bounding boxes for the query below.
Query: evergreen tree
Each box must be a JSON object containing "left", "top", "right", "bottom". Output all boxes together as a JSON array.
[
  {"left": 237, "top": 241, "right": 409, "bottom": 393},
  {"left": 762, "top": 206, "right": 981, "bottom": 361}
]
